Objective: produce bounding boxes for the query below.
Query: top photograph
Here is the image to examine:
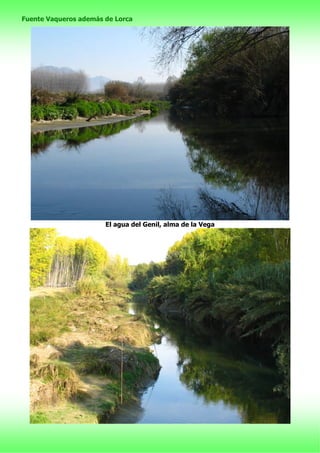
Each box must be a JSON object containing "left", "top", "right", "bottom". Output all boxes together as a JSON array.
[{"left": 31, "top": 26, "right": 289, "bottom": 220}]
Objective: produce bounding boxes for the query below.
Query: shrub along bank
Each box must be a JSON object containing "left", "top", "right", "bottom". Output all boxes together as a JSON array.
[
  {"left": 31, "top": 100, "right": 170, "bottom": 121},
  {"left": 130, "top": 228, "right": 290, "bottom": 399}
]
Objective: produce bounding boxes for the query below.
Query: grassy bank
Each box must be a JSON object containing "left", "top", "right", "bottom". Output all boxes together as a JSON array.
[{"left": 30, "top": 287, "right": 160, "bottom": 423}]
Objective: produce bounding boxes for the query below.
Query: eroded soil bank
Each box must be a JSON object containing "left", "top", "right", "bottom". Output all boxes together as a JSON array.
[
  {"left": 30, "top": 287, "right": 160, "bottom": 423},
  {"left": 31, "top": 111, "right": 150, "bottom": 133}
]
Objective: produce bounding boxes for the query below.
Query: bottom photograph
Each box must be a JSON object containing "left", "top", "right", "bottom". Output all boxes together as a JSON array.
[{"left": 29, "top": 227, "right": 290, "bottom": 424}]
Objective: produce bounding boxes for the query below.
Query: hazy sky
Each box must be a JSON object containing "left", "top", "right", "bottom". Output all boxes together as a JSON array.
[
  {"left": 55, "top": 224, "right": 196, "bottom": 265},
  {"left": 31, "top": 27, "right": 184, "bottom": 83}
]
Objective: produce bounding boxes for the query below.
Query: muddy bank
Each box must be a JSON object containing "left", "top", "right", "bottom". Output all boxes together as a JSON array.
[
  {"left": 31, "top": 110, "right": 150, "bottom": 133},
  {"left": 30, "top": 287, "right": 160, "bottom": 423}
]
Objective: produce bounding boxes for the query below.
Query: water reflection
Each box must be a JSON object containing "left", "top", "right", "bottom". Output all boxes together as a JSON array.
[
  {"left": 31, "top": 119, "right": 136, "bottom": 154},
  {"left": 157, "top": 112, "right": 289, "bottom": 220},
  {"left": 109, "top": 305, "right": 289, "bottom": 424},
  {"left": 31, "top": 112, "right": 289, "bottom": 220}
]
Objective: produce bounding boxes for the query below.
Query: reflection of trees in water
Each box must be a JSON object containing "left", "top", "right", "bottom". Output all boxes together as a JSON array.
[
  {"left": 157, "top": 187, "right": 254, "bottom": 220},
  {"left": 198, "top": 188, "right": 254, "bottom": 219},
  {"left": 178, "top": 352, "right": 289, "bottom": 423},
  {"left": 134, "top": 121, "right": 147, "bottom": 133},
  {"left": 105, "top": 399, "right": 146, "bottom": 424},
  {"left": 157, "top": 188, "right": 202, "bottom": 220},
  {"left": 241, "top": 181, "right": 289, "bottom": 220},
  {"left": 158, "top": 113, "right": 289, "bottom": 220},
  {"left": 185, "top": 130, "right": 288, "bottom": 189},
  {"left": 31, "top": 120, "right": 134, "bottom": 155},
  {"left": 156, "top": 318, "right": 289, "bottom": 423},
  {"left": 157, "top": 184, "right": 288, "bottom": 220}
]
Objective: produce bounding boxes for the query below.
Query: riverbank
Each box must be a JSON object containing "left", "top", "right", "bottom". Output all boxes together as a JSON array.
[
  {"left": 31, "top": 110, "right": 151, "bottom": 133},
  {"left": 30, "top": 287, "right": 160, "bottom": 423}
]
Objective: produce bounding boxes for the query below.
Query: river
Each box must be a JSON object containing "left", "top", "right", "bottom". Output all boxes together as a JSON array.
[
  {"left": 107, "top": 303, "right": 290, "bottom": 424},
  {"left": 31, "top": 112, "right": 289, "bottom": 220}
]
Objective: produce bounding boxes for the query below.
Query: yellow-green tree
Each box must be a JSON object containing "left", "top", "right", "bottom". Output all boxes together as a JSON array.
[{"left": 30, "top": 228, "right": 57, "bottom": 288}]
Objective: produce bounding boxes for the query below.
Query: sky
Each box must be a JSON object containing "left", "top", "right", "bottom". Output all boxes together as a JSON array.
[
  {"left": 54, "top": 223, "right": 197, "bottom": 265},
  {"left": 31, "top": 27, "right": 184, "bottom": 83}
]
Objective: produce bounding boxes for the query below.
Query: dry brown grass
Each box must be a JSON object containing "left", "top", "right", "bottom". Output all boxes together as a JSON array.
[{"left": 30, "top": 286, "right": 158, "bottom": 423}]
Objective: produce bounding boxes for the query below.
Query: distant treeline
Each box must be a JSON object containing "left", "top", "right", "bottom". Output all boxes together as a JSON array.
[
  {"left": 130, "top": 228, "right": 290, "bottom": 397},
  {"left": 31, "top": 66, "right": 176, "bottom": 100}
]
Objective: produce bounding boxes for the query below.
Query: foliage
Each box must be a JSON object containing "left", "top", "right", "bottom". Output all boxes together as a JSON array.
[
  {"left": 147, "top": 275, "right": 184, "bottom": 307},
  {"left": 31, "top": 96, "right": 170, "bottom": 123},
  {"left": 31, "top": 105, "right": 45, "bottom": 121},
  {"left": 30, "top": 229, "right": 109, "bottom": 289},
  {"left": 105, "top": 255, "right": 131, "bottom": 288},
  {"left": 30, "top": 229, "right": 57, "bottom": 288},
  {"left": 141, "top": 228, "right": 290, "bottom": 397},
  {"left": 273, "top": 340, "right": 290, "bottom": 398},
  {"left": 61, "top": 106, "right": 78, "bottom": 120},
  {"left": 43, "top": 105, "right": 61, "bottom": 120},
  {"left": 168, "top": 27, "right": 289, "bottom": 118},
  {"left": 46, "top": 236, "right": 108, "bottom": 288},
  {"left": 73, "top": 100, "right": 100, "bottom": 118},
  {"left": 129, "top": 261, "right": 165, "bottom": 290}
]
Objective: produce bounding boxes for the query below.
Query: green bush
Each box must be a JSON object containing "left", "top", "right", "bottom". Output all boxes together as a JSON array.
[
  {"left": 43, "top": 105, "right": 61, "bottom": 121},
  {"left": 74, "top": 100, "right": 99, "bottom": 118},
  {"left": 31, "top": 105, "right": 44, "bottom": 121},
  {"left": 61, "top": 106, "right": 78, "bottom": 120},
  {"left": 108, "top": 100, "right": 122, "bottom": 114},
  {"left": 97, "top": 102, "right": 112, "bottom": 116}
]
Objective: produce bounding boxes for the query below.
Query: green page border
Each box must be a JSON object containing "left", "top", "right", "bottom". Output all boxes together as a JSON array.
[{"left": 1, "top": 0, "right": 319, "bottom": 452}]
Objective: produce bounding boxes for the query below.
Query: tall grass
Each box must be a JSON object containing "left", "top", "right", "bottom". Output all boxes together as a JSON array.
[
  {"left": 74, "top": 276, "right": 106, "bottom": 296},
  {"left": 30, "top": 294, "right": 72, "bottom": 345}
]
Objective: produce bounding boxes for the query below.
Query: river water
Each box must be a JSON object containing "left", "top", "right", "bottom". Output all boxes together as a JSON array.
[
  {"left": 107, "top": 303, "right": 290, "bottom": 424},
  {"left": 31, "top": 112, "right": 289, "bottom": 220}
]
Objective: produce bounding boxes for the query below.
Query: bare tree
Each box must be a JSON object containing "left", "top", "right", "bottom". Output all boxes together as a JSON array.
[
  {"left": 104, "top": 80, "right": 130, "bottom": 101},
  {"left": 31, "top": 67, "right": 88, "bottom": 94},
  {"left": 145, "top": 26, "right": 288, "bottom": 70},
  {"left": 145, "top": 26, "right": 207, "bottom": 69}
]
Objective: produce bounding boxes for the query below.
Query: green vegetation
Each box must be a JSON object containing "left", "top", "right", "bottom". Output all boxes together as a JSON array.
[
  {"left": 31, "top": 97, "right": 170, "bottom": 122},
  {"left": 133, "top": 229, "right": 290, "bottom": 397},
  {"left": 30, "top": 228, "right": 290, "bottom": 423},
  {"left": 167, "top": 27, "right": 288, "bottom": 118},
  {"left": 30, "top": 229, "right": 110, "bottom": 288},
  {"left": 30, "top": 288, "right": 160, "bottom": 423},
  {"left": 30, "top": 229, "right": 160, "bottom": 424},
  {"left": 30, "top": 412, "right": 50, "bottom": 424},
  {"left": 30, "top": 229, "right": 57, "bottom": 287},
  {"left": 30, "top": 292, "right": 72, "bottom": 345}
]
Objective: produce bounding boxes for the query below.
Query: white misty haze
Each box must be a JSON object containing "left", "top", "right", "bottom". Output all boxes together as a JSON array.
[{"left": 31, "top": 27, "right": 183, "bottom": 84}]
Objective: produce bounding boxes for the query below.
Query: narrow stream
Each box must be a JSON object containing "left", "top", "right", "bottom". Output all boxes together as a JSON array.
[{"left": 108, "top": 303, "right": 289, "bottom": 424}]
